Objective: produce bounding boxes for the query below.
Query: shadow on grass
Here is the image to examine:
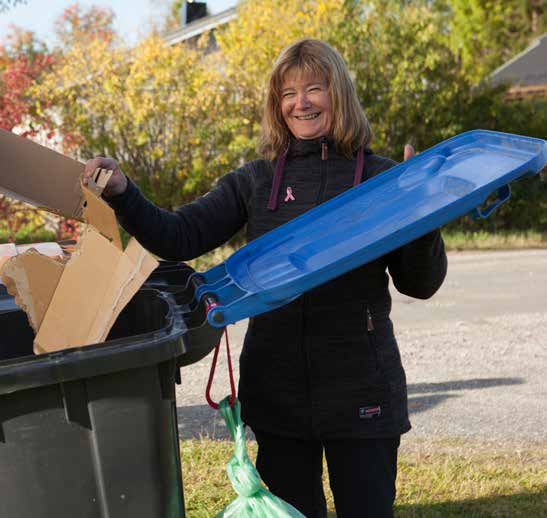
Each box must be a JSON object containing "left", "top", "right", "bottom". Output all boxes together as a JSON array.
[{"left": 393, "top": 490, "right": 544, "bottom": 517}]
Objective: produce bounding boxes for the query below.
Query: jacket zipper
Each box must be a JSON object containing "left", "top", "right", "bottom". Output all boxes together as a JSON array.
[
  {"left": 316, "top": 139, "right": 328, "bottom": 204},
  {"left": 366, "top": 306, "right": 379, "bottom": 371},
  {"left": 302, "top": 294, "right": 315, "bottom": 434},
  {"left": 366, "top": 306, "right": 375, "bottom": 331}
]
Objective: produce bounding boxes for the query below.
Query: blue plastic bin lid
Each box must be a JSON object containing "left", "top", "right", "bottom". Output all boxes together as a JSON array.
[{"left": 194, "top": 130, "right": 547, "bottom": 327}]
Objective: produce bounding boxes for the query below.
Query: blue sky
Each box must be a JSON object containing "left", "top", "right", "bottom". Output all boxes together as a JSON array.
[{"left": 0, "top": 0, "right": 237, "bottom": 46}]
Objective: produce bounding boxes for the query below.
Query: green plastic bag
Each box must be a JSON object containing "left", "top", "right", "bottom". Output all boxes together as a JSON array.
[{"left": 216, "top": 397, "right": 307, "bottom": 518}]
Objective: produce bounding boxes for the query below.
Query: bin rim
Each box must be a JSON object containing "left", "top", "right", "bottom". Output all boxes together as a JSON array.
[{"left": 0, "top": 289, "right": 187, "bottom": 396}]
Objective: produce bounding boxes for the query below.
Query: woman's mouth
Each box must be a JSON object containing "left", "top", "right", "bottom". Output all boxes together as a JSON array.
[{"left": 295, "top": 113, "right": 320, "bottom": 120}]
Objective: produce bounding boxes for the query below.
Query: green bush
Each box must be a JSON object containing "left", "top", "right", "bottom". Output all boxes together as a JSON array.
[{"left": 0, "top": 227, "right": 57, "bottom": 245}]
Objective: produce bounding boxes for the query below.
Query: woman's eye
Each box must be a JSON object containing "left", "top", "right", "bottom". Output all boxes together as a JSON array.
[{"left": 282, "top": 92, "right": 295, "bottom": 98}]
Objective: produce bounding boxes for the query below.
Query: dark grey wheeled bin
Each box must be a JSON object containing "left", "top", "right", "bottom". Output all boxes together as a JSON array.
[{"left": 0, "top": 264, "right": 222, "bottom": 518}]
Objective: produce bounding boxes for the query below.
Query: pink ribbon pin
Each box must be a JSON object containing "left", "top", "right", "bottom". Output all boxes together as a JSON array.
[{"left": 284, "top": 186, "right": 295, "bottom": 202}]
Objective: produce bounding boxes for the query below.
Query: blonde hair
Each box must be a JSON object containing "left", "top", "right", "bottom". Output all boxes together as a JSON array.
[{"left": 259, "top": 38, "right": 373, "bottom": 160}]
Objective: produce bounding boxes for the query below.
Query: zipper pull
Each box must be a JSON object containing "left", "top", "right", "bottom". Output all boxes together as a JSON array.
[
  {"left": 366, "top": 307, "right": 375, "bottom": 331},
  {"left": 321, "top": 142, "right": 328, "bottom": 161}
]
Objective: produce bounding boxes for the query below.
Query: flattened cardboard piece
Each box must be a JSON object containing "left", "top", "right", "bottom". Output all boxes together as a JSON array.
[
  {"left": 82, "top": 185, "right": 122, "bottom": 250},
  {"left": 100, "top": 238, "right": 159, "bottom": 337},
  {"left": 83, "top": 236, "right": 159, "bottom": 346},
  {"left": 0, "top": 129, "right": 85, "bottom": 219},
  {"left": 2, "top": 250, "right": 64, "bottom": 332},
  {"left": 0, "top": 242, "right": 64, "bottom": 272},
  {"left": 33, "top": 227, "right": 158, "bottom": 354}
]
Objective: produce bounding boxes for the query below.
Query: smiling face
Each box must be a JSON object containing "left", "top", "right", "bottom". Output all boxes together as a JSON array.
[{"left": 280, "top": 68, "right": 332, "bottom": 140}]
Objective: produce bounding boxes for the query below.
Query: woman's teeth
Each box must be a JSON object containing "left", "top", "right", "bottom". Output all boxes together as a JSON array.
[{"left": 296, "top": 113, "right": 320, "bottom": 120}]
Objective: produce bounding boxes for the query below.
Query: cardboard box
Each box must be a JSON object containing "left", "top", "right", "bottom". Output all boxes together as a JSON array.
[{"left": 0, "top": 129, "right": 158, "bottom": 354}]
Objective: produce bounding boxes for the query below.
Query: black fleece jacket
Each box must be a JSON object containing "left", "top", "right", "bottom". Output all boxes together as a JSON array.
[{"left": 108, "top": 137, "right": 447, "bottom": 439}]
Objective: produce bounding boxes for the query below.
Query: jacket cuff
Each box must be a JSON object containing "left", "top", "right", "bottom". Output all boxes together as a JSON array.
[{"left": 104, "top": 175, "right": 139, "bottom": 210}]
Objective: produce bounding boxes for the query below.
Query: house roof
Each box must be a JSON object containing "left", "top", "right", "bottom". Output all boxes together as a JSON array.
[
  {"left": 164, "top": 7, "right": 237, "bottom": 46},
  {"left": 490, "top": 34, "right": 547, "bottom": 87}
]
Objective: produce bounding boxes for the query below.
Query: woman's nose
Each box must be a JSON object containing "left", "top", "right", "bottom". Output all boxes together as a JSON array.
[{"left": 295, "top": 92, "right": 311, "bottom": 110}]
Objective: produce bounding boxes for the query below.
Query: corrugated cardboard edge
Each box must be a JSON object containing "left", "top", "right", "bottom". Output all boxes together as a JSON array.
[
  {"left": 1, "top": 250, "right": 65, "bottom": 333},
  {"left": 82, "top": 185, "right": 123, "bottom": 250},
  {"left": 86, "top": 168, "right": 113, "bottom": 197},
  {"left": 34, "top": 227, "right": 158, "bottom": 353}
]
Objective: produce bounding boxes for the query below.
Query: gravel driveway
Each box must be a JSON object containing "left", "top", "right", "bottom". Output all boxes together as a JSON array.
[{"left": 176, "top": 249, "right": 546, "bottom": 447}]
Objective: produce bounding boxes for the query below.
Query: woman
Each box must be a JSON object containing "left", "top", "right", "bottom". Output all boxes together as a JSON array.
[{"left": 85, "top": 39, "right": 447, "bottom": 518}]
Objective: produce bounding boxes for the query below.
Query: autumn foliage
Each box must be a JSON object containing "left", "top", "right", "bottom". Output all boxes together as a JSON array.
[{"left": 0, "top": 28, "right": 54, "bottom": 135}]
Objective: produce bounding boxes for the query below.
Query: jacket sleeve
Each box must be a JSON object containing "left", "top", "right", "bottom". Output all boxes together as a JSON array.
[
  {"left": 106, "top": 165, "right": 253, "bottom": 261},
  {"left": 367, "top": 154, "right": 448, "bottom": 299},
  {"left": 387, "top": 229, "right": 447, "bottom": 299}
]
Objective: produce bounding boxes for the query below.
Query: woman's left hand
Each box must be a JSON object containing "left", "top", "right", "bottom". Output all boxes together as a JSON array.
[{"left": 404, "top": 144, "right": 415, "bottom": 161}]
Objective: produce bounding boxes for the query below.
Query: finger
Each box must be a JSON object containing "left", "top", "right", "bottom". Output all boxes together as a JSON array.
[
  {"left": 404, "top": 144, "right": 415, "bottom": 161},
  {"left": 83, "top": 157, "right": 102, "bottom": 176}
]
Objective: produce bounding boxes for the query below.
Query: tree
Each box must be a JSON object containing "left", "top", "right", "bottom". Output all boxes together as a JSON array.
[
  {"left": 0, "top": 27, "right": 56, "bottom": 243},
  {"left": 54, "top": 3, "right": 116, "bottom": 48},
  {"left": 36, "top": 4, "right": 224, "bottom": 209},
  {"left": 0, "top": 27, "right": 54, "bottom": 134},
  {"left": 446, "top": 0, "right": 547, "bottom": 82},
  {"left": 334, "top": 0, "right": 475, "bottom": 156}
]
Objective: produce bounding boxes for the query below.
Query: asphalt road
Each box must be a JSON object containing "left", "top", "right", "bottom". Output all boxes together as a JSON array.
[{"left": 176, "top": 249, "right": 547, "bottom": 446}]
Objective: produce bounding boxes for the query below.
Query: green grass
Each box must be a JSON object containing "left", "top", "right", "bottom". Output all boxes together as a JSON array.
[
  {"left": 180, "top": 437, "right": 546, "bottom": 517},
  {"left": 443, "top": 230, "right": 546, "bottom": 251}
]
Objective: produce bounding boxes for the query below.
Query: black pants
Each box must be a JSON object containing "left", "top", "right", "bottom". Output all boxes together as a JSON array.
[{"left": 253, "top": 430, "right": 400, "bottom": 518}]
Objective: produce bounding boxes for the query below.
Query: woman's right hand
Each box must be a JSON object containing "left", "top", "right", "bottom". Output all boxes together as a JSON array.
[{"left": 83, "top": 157, "right": 128, "bottom": 198}]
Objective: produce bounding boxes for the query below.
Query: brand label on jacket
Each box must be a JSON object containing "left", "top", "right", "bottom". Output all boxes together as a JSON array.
[{"left": 359, "top": 405, "right": 382, "bottom": 419}]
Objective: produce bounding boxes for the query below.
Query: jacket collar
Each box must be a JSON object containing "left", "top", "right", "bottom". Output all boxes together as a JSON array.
[
  {"left": 287, "top": 136, "right": 373, "bottom": 158},
  {"left": 288, "top": 136, "right": 335, "bottom": 158}
]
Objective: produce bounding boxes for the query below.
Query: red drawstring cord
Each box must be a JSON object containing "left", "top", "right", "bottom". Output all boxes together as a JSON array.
[
  {"left": 205, "top": 324, "right": 236, "bottom": 410},
  {"left": 353, "top": 147, "right": 365, "bottom": 186},
  {"left": 267, "top": 149, "right": 288, "bottom": 211},
  {"left": 268, "top": 146, "right": 364, "bottom": 211}
]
